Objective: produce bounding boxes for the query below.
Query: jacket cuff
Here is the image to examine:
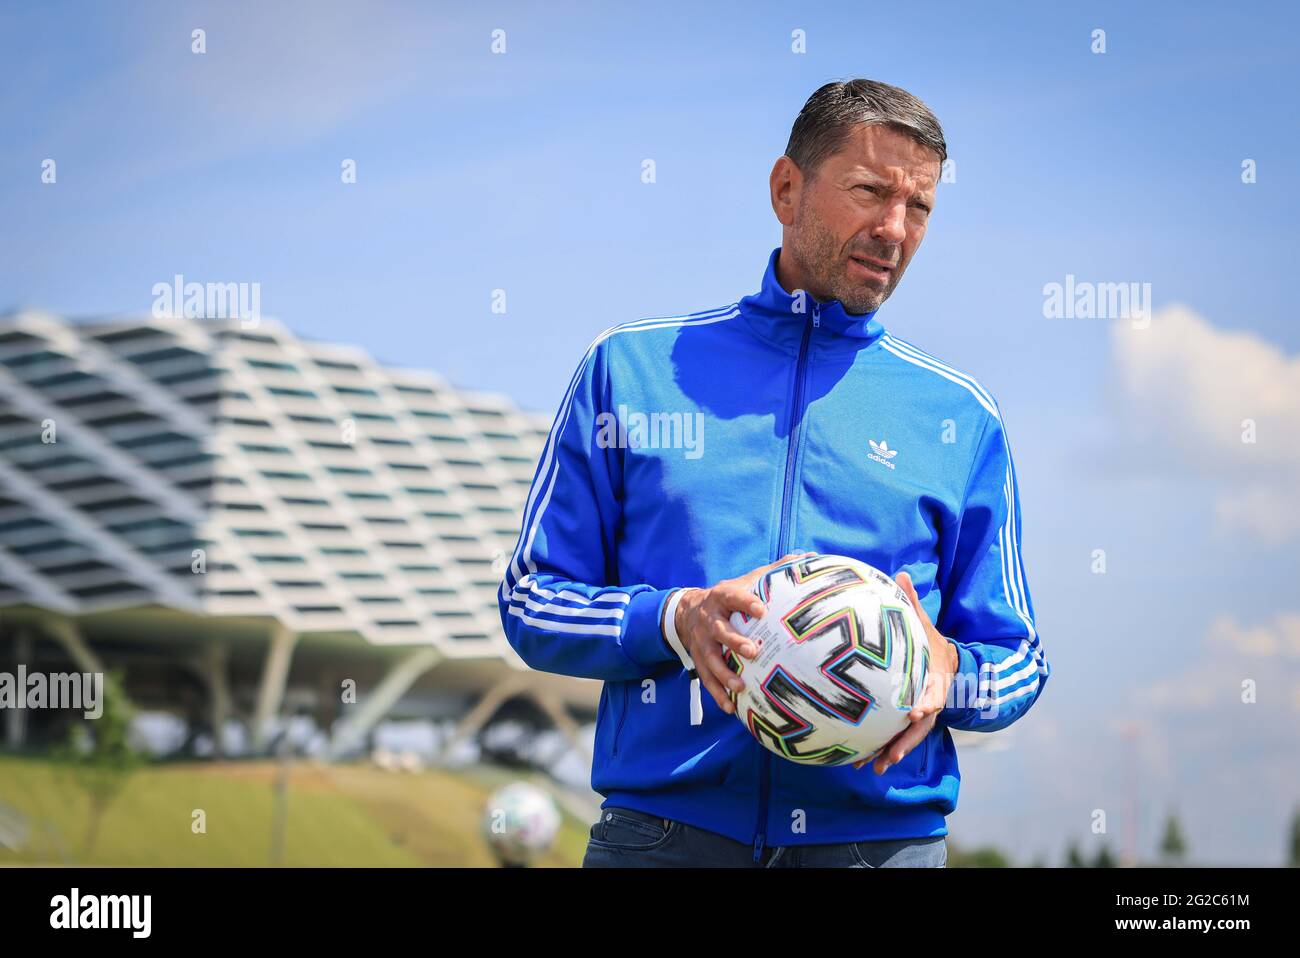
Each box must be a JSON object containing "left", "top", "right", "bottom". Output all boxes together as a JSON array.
[
  {"left": 621, "top": 588, "right": 682, "bottom": 668},
  {"left": 937, "top": 639, "right": 980, "bottom": 727}
]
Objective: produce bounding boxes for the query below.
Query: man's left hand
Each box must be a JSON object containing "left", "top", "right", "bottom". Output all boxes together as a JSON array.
[{"left": 854, "top": 570, "right": 958, "bottom": 775}]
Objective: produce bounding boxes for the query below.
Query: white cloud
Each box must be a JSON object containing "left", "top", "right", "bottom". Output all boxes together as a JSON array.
[
  {"left": 1108, "top": 304, "right": 1300, "bottom": 541},
  {"left": 1116, "top": 610, "right": 1300, "bottom": 863},
  {"left": 1206, "top": 611, "right": 1300, "bottom": 659},
  {"left": 1214, "top": 483, "right": 1300, "bottom": 544},
  {"left": 1141, "top": 611, "right": 1299, "bottom": 724}
]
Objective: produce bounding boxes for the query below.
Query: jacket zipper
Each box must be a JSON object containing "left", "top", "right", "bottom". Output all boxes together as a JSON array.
[
  {"left": 755, "top": 302, "right": 817, "bottom": 863},
  {"left": 778, "top": 306, "right": 816, "bottom": 550}
]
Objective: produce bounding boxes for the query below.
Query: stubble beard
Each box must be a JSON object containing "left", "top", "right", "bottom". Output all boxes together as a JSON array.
[{"left": 788, "top": 215, "right": 895, "bottom": 315}]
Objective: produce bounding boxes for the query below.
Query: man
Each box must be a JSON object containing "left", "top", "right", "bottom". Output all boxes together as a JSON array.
[{"left": 498, "top": 78, "right": 1049, "bottom": 868}]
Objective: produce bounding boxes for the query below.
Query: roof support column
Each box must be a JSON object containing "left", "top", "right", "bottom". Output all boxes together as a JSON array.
[
  {"left": 252, "top": 622, "right": 298, "bottom": 754},
  {"left": 326, "top": 646, "right": 441, "bottom": 760},
  {"left": 436, "top": 672, "right": 530, "bottom": 763},
  {"left": 526, "top": 688, "right": 591, "bottom": 764},
  {"left": 4, "top": 629, "right": 33, "bottom": 749},
  {"left": 41, "top": 616, "right": 106, "bottom": 675},
  {"left": 201, "top": 642, "right": 233, "bottom": 758}
]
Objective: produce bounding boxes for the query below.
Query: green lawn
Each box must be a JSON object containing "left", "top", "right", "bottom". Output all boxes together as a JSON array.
[{"left": 0, "top": 754, "right": 589, "bottom": 867}]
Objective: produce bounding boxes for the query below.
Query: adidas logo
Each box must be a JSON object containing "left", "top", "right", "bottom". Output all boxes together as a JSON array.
[{"left": 868, "top": 438, "right": 897, "bottom": 470}]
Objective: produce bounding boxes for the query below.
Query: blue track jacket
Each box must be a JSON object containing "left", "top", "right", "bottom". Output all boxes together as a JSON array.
[{"left": 499, "top": 247, "right": 1049, "bottom": 855}]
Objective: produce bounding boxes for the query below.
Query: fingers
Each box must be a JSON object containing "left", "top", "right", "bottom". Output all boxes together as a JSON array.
[
  {"left": 682, "top": 554, "right": 820, "bottom": 718},
  {"left": 854, "top": 743, "right": 889, "bottom": 770},
  {"left": 696, "top": 673, "right": 732, "bottom": 714},
  {"left": 896, "top": 570, "right": 939, "bottom": 638},
  {"left": 702, "top": 613, "right": 755, "bottom": 660},
  {"left": 870, "top": 729, "right": 905, "bottom": 775},
  {"left": 871, "top": 719, "right": 932, "bottom": 775},
  {"left": 717, "top": 582, "right": 766, "bottom": 623},
  {"left": 907, "top": 670, "right": 941, "bottom": 720},
  {"left": 681, "top": 606, "right": 753, "bottom": 713},
  {"left": 896, "top": 570, "right": 919, "bottom": 611},
  {"left": 679, "top": 588, "right": 756, "bottom": 656},
  {"left": 695, "top": 642, "right": 740, "bottom": 714},
  {"left": 876, "top": 724, "right": 914, "bottom": 773},
  {"left": 924, "top": 668, "right": 947, "bottom": 714},
  {"left": 895, "top": 571, "right": 953, "bottom": 719}
]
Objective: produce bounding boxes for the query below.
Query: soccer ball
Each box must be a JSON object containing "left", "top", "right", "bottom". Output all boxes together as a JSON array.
[
  {"left": 481, "top": 781, "right": 561, "bottom": 865},
  {"left": 726, "top": 553, "right": 930, "bottom": 766}
]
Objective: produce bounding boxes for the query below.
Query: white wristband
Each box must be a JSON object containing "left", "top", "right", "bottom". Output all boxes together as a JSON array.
[
  {"left": 663, "top": 588, "right": 693, "bottom": 670},
  {"left": 662, "top": 588, "right": 703, "bottom": 726}
]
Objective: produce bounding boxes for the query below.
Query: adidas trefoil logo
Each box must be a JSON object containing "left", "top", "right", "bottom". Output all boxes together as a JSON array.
[{"left": 868, "top": 438, "right": 898, "bottom": 470}]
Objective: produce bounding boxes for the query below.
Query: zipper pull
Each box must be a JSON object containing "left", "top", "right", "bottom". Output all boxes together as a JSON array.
[{"left": 812, "top": 303, "right": 821, "bottom": 328}]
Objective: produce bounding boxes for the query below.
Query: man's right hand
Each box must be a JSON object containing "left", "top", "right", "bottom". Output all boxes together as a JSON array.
[{"left": 673, "top": 552, "right": 814, "bottom": 714}]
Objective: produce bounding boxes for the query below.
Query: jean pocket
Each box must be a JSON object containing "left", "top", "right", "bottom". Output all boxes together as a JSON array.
[
  {"left": 851, "top": 837, "right": 947, "bottom": 868},
  {"left": 849, "top": 842, "right": 876, "bottom": 868},
  {"left": 591, "top": 807, "right": 676, "bottom": 851}
]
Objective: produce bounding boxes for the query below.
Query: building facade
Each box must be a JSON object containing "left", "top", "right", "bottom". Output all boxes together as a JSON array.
[{"left": 0, "top": 310, "right": 593, "bottom": 758}]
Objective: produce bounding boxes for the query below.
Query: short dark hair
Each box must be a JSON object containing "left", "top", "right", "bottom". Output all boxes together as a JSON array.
[{"left": 784, "top": 79, "right": 947, "bottom": 179}]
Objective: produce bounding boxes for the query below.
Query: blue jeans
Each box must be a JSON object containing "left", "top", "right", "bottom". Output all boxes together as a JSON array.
[{"left": 582, "top": 806, "right": 947, "bottom": 868}]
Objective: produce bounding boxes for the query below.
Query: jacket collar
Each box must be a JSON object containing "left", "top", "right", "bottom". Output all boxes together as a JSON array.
[{"left": 738, "top": 247, "right": 886, "bottom": 352}]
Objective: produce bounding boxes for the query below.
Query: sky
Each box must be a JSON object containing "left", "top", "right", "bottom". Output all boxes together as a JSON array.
[{"left": 2, "top": 0, "right": 1298, "bottom": 864}]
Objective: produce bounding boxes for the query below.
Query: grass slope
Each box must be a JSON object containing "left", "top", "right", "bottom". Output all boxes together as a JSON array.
[{"left": 0, "top": 755, "right": 588, "bottom": 868}]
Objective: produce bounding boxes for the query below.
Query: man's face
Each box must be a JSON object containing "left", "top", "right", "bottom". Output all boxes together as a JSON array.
[{"left": 775, "top": 123, "right": 940, "bottom": 314}]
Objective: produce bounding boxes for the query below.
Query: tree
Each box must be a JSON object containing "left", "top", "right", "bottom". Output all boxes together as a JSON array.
[
  {"left": 1093, "top": 843, "right": 1118, "bottom": 868},
  {"left": 55, "top": 670, "right": 143, "bottom": 860},
  {"left": 947, "top": 844, "right": 1010, "bottom": 868},
  {"left": 1289, "top": 806, "right": 1300, "bottom": 868},
  {"left": 1160, "top": 810, "right": 1188, "bottom": 866},
  {"left": 1065, "top": 840, "right": 1086, "bottom": 868}
]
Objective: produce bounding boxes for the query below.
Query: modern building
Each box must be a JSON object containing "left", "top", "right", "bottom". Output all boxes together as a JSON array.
[{"left": 0, "top": 310, "right": 596, "bottom": 759}]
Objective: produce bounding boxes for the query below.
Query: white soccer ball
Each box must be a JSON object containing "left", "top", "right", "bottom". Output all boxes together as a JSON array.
[
  {"left": 481, "top": 781, "right": 561, "bottom": 864},
  {"left": 726, "top": 553, "right": 930, "bottom": 766}
]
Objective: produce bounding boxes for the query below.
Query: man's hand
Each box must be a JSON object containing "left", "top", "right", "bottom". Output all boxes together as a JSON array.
[
  {"left": 855, "top": 570, "right": 960, "bottom": 775},
  {"left": 673, "top": 552, "right": 813, "bottom": 715}
]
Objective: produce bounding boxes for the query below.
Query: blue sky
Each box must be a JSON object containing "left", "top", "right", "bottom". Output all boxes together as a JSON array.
[{"left": 3, "top": 0, "right": 1297, "bottom": 864}]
